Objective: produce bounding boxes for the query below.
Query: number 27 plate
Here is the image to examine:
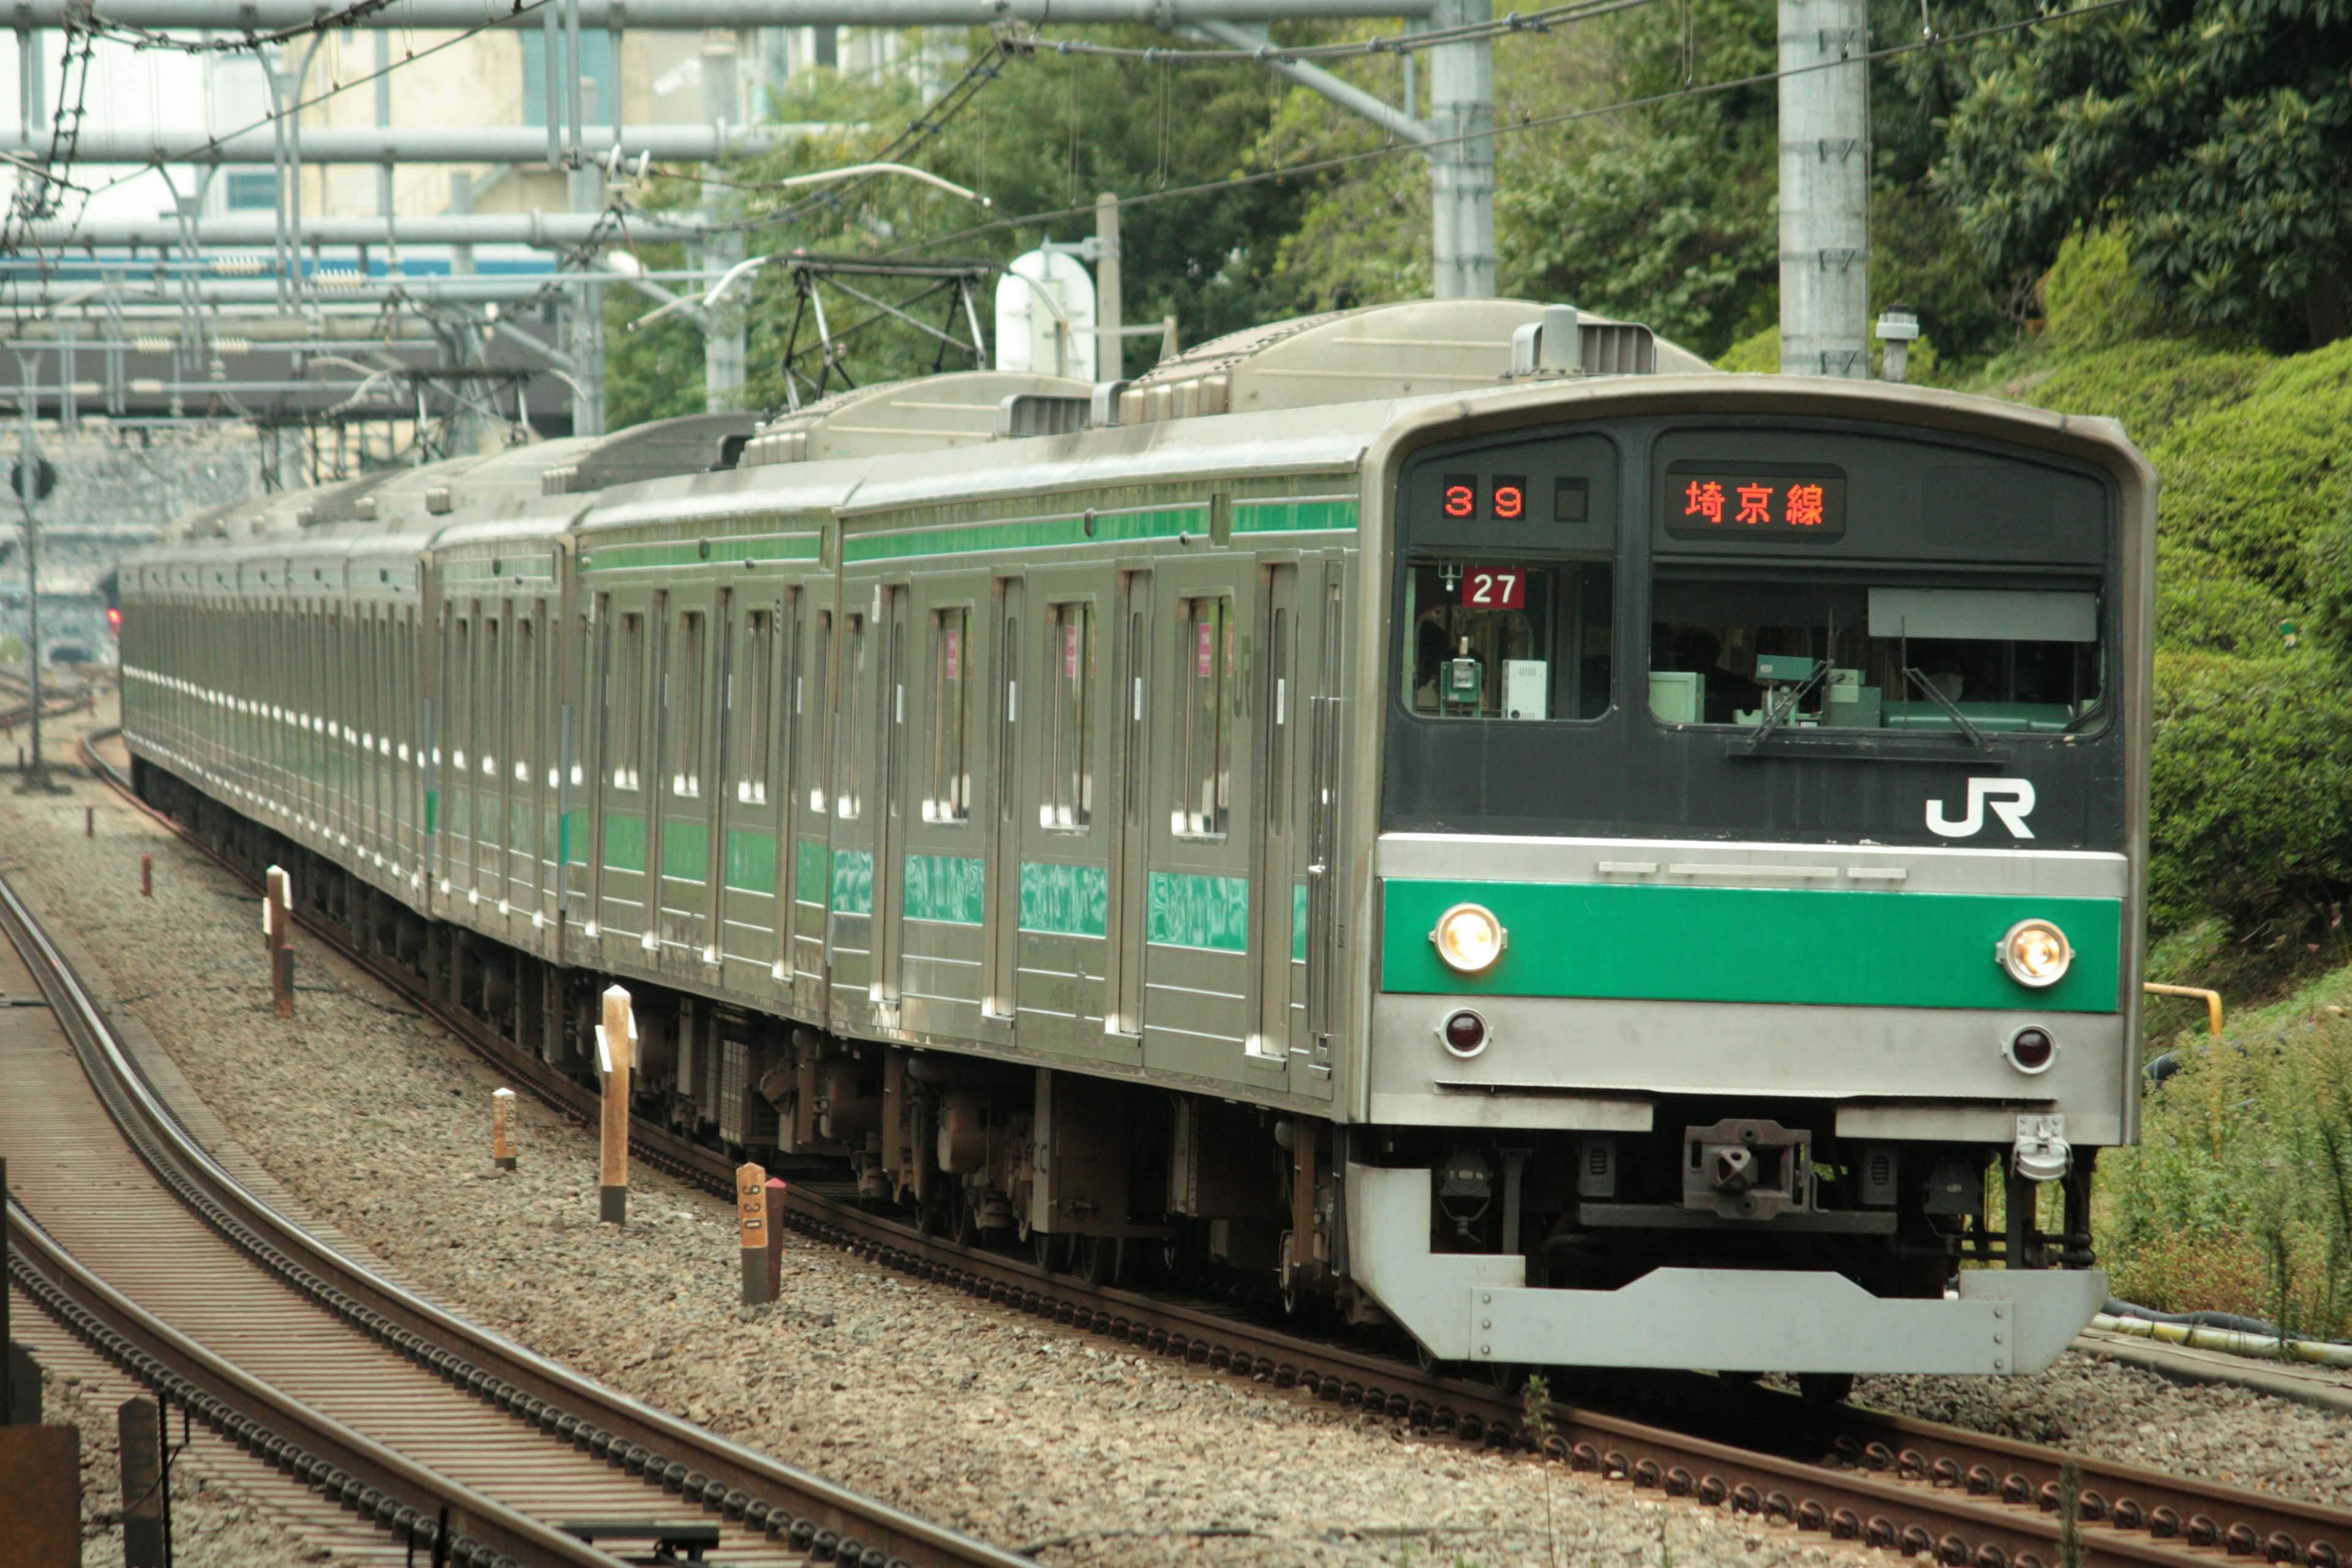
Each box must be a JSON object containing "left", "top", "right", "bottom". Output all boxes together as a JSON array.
[{"left": 1461, "top": 566, "right": 1527, "bottom": 609}]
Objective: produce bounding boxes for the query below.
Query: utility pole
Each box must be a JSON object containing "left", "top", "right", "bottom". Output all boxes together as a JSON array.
[
  {"left": 1425, "top": 0, "right": 1495, "bottom": 299},
  {"left": 699, "top": 31, "right": 747, "bottom": 413},
  {"left": 14, "top": 352, "right": 59, "bottom": 796},
  {"left": 1095, "top": 193, "right": 1122, "bottom": 381},
  {"left": 1776, "top": 0, "right": 1869, "bottom": 377}
]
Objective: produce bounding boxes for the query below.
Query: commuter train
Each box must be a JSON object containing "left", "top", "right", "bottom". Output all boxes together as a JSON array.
[{"left": 119, "top": 299, "right": 2150, "bottom": 1383}]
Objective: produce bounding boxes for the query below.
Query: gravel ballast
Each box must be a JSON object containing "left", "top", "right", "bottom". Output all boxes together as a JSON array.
[{"left": 4, "top": 704, "right": 2345, "bottom": 1562}]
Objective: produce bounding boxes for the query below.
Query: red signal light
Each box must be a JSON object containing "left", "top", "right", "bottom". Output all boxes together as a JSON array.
[{"left": 106, "top": 607, "right": 122, "bottom": 633}]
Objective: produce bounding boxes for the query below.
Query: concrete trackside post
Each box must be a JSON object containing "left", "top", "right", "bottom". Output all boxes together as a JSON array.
[
  {"left": 737, "top": 1162, "right": 770, "bottom": 1305},
  {"left": 492, "top": 1087, "right": 518, "bottom": 1171},
  {"left": 597, "top": 986, "right": 633, "bottom": 1224}
]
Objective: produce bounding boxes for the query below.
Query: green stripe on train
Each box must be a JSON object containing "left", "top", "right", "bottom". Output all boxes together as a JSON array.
[
  {"left": 1235, "top": 498, "right": 1357, "bottom": 533},
  {"left": 846, "top": 507, "right": 1205, "bottom": 564},
  {"left": 604, "top": 812, "right": 646, "bottom": 873},
  {"left": 1148, "top": 871, "right": 1250, "bottom": 952},
  {"left": 726, "top": 829, "right": 777, "bottom": 894},
  {"left": 662, "top": 819, "right": 709, "bottom": 883},
  {"left": 832, "top": 849, "right": 874, "bottom": 915},
  {"left": 905, "top": 853, "right": 986, "bottom": 924},
  {"left": 1021, "top": 861, "right": 1107, "bottom": 937},
  {"left": 1380, "top": 880, "right": 2123, "bottom": 1012}
]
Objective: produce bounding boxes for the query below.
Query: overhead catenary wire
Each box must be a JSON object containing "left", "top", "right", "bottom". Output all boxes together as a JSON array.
[
  {"left": 72, "top": 0, "right": 402, "bottom": 54},
  {"left": 838, "top": 0, "right": 2146, "bottom": 261},
  {"left": 1016, "top": 0, "right": 1659, "bottom": 64}
]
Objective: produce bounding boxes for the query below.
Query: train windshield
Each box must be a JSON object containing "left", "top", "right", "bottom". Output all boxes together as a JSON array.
[
  {"left": 1401, "top": 559, "right": 1613, "bottom": 721},
  {"left": 1647, "top": 568, "right": 2104, "bottom": 733}
]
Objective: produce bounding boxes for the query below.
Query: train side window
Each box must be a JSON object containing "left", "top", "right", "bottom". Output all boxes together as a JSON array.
[
  {"left": 738, "top": 609, "right": 773, "bottom": 805},
  {"left": 1177, "top": 597, "right": 1232, "bottom": 838},
  {"left": 803, "top": 608, "right": 829, "bottom": 813},
  {"left": 1044, "top": 601, "right": 1094, "bottom": 830},
  {"left": 1402, "top": 559, "right": 1612, "bottom": 721},
  {"left": 516, "top": 613, "right": 538, "bottom": 787},
  {"left": 480, "top": 615, "right": 501, "bottom": 783},
  {"left": 1124, "top": 608, "right": 1146, "bottom": 826},
  {"left": 611, "top": 612, "right": 643, "bottom": 791},
  {"left": 837, "top": 612, "right": 864, "bottom": 820},
  {"left": 930, "top": 606, "right": 971, "bottom": 823},
  {"left": 673, "top": 609, "right": 706, "bottom": 797},
  {"left": 448, "top": 616, "right": 470, "bottom": 770}
]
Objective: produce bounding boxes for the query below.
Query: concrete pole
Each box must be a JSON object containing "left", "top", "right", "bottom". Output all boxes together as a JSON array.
[
  {"left": 1777, "top": 0, "right": 1869, "bottom": 377},
  {"left": 699, "top": 33, "right": 746, "bottom": 414},
  {"left": 565, "top": 119, "right": 609, "bottom": 437},
  {"left": 14, "top": 352, "right": 53, "bottom": 796},
  {"left": 1425, "top": 0, "right": 1495, "bottom": 299},
  {"left": 1095, "top": 193, "right": 1123, "bottom": 382}
]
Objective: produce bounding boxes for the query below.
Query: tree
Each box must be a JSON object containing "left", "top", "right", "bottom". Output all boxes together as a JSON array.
[
  {"left": 1923, "top": 0, "right": 2352, "bottom": 348},
  {"left": 599, "top": 34, "right": 1313, "bottom": 420}
]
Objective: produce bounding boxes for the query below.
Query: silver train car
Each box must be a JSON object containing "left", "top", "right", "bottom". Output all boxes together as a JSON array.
[{"left": 120, "top": 299, "right": 2152, "bottom": 1380}]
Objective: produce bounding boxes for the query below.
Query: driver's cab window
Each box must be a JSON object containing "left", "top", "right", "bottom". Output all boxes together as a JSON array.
[{"left": 1402, "top": 559, "right": 1611, "bottom": 720}]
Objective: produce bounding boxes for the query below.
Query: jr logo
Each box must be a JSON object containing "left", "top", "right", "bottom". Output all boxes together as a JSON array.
[{"left": 1926, "top": 777, "right": 2037, "bottom": 840}]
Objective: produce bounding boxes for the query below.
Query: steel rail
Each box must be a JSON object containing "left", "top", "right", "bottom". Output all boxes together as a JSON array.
[
  {"left": 0, "top": 833, "right": 1038, "bottom": 1568},
  {"left": 5, "top": 1203, "right": 631, "bottom": 1568},
  {"left": 81, "top": 728, "right": 2352, "bottom": 1568}
]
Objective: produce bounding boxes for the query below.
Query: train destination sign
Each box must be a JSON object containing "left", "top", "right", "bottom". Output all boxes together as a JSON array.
[{"left": 1665, "top": 467, "right": 1847, "bottom": 540}]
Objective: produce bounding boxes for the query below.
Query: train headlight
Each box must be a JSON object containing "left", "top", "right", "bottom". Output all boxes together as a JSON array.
[
  {"left": 1431, "top": 903, "right": 1507, "bottom": 974},
  {"left": 1997, "top": 919, "right": 2072, "bottom": 989}
]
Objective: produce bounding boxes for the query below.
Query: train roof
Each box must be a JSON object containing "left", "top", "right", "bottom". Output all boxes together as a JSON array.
[
  {"left": 739, "top": 372, "right": 1093, "bottom": 467},
  {"left": 1113, "top": 298, "right": 1711, "bottom": 425}
]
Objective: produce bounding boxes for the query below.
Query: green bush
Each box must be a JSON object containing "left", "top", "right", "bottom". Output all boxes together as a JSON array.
[
  {"left": 2022, "top": 339, "right": 2272, "bottom": 446},
  {"left": 1713, "top": 323, "right": 1777, "bottom": 373},
  {"left": 2101, "top": 1017, "right": 2352, "bottom": 1340},
  {"left": 2157, "top": 545, "right": 2301, "bottom": 656},
  {"left": 2147, "top": 338, "right": 2352, "bottom": 605},
  {"left": 2041, "top": 228, "right": 2195, "bottom": 356},
  {"left": 2149, "top": 649, "right": 2352, "bottom": 937}
]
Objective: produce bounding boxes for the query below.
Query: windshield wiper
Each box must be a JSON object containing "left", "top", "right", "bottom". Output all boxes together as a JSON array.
[
  {"left": 1902, "top": 666, "right": 1992, "bottom": 748},
  {"left": 1747, "top": 661, "right": 1833, "bottom": 745}
]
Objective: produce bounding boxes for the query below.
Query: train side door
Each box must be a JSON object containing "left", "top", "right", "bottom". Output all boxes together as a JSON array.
[
  {"left": 1250, "top": 562, "right": 1299, "bottom": 1085},
  {"left": 1301, "top": 559, "right": 1346, "bottom": 1093},
  {"left": 1014, "top": 578, "right": 1113, "bottom": 1060},
  {"left": 872, "top": 584, "right": 911, "bottom": 1015},
  {"left": 705, "top": 586, "right": 737, "bottom": 967},
  {"left": 1143, "top": 568, "right": 1260, "bottom": 1084},
  {"left": 897, "top": 576, "right": 988, "bottom": 1040},
  {"left": 787, "top": 590, "right": 833, "bottom": 1020},
  {"left": 1104, "top": 570, "right": 1150, "bottom": 1049},
  {"left": 984, "top": 576, "right": 1025, "bottom": 1040}
]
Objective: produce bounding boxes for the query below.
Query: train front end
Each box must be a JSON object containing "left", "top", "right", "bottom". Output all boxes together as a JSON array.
[{"left": 1347, "top": 376, "right": 2152, "bottom": 1377}]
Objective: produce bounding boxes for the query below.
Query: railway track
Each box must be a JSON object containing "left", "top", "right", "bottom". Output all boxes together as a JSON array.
[
  {"left": 0, "top": 851, "right": 1039, "bottom": 1568},
  {"left": 78, "top": 726, "right": 2352, "bottom": 1568}
]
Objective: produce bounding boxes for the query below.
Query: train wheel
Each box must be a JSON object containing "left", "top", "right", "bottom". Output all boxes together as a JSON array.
[
  {"left": 919, "top": 1185, "right": 956, "bottom": 1239},
  {"left": 1033, "top": 1231, "right": 1068, "bottom": 1272},
  {"left": 952, "top": 1189, "right": 981, "bottom": 1249},
  {"left": 1470, "top": 1360, "right": 1528, "bottom": 1398},
  {"left": 1076, "top": 1234, "right": 1118, "bottom": 1286}
]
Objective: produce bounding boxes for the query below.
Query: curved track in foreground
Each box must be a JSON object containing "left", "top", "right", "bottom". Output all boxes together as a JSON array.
[
  {"left": 0, "top": 852, "right": 1039, "bottom": 1568},
  {"left": 81, "top": 727, "right": 2352, "bottom": 1568}
]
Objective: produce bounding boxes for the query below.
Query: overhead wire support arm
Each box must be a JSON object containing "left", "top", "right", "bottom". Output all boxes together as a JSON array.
[{"left": 1182, "top": 20, "right": 1433, "bottom": 145}]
